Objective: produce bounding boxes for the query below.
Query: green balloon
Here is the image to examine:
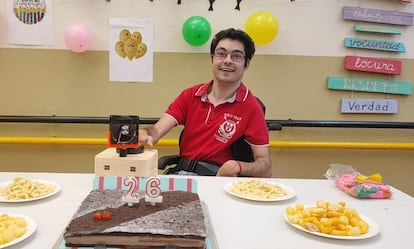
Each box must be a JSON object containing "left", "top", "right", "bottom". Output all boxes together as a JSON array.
[{"left": 182, "top": 16, "right": 211, "bottom": 46}]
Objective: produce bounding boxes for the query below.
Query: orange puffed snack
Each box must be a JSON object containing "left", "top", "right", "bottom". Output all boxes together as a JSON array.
[{"left": 285, "top": 200, "right": 369, "bottom": 236}]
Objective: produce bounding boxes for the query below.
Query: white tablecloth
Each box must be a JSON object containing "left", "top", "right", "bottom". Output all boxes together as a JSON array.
[{"left": 0, "top": 172, "right": 413, "bottom": 249}]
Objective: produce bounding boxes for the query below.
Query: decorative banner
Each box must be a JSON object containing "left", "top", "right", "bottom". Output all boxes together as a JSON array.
[
  {"left": 344, "top": 37, "right": 405, "bottom": 53},
  {"left": 343, "top": 6, "right": 413, "bottom": 26},
  {"left": 341, "top": 99, "right": 398, "bottom": 114},
  {"left": 345, "top": 56, "right": 402, "bottom": 75},
  {"left": 7, "top": 0, "right": 53, "bottom": 45},
  {"left": 208, "top": 0, "right": 215, "bottom": 11},
  {"left": 93, "top": 176, "right": 198, "bottom": 193},
  {"left": 235, "top": 0, "right": 243, "bottom": 10},
  {"left": 327, "top": 76, "right": 413, "bottom": 95},
  {"left": 354, "top": 24, "right": 401, "bottom": 35},
  {"left": 109, "top": 18, "right": 153, "bottom": 82}
]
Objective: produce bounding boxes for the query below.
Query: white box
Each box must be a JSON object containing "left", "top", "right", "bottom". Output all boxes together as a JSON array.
[{"left": 95, "top": 148, "right": 158, "bottom": 177}]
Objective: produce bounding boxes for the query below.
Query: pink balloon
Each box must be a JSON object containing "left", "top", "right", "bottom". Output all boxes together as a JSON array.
[{"left": 64, "top": 24, "right": 92, "bottom": 53}]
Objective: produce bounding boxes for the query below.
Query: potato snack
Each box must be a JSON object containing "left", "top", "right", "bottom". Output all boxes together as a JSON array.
[
  {"left": 285, "top": 200, "right": 369, "bottom": 236},
  {"left": 0, "top": 177, "right": 55, "bottom": 200},
  {"left": 0, "top": 214, "right": 27, "bottom": 245},
  {"left": 231, "top": 179, "right": 288, "bottom": 199}
]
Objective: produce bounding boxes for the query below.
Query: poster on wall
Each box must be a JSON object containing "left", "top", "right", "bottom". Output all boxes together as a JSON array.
[
  {"left": 7, "top": 0, "right": 53, "bottom": 45},
  {"left": 109, "top": 18, "right": 154, "bottom": 83}
]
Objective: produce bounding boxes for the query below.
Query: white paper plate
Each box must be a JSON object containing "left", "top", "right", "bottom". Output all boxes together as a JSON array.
[
  {"left": 0, "top": 179, "right": 60, "bottom": 203},
  {"left": 224, "top": 180, "right": 296, "bottom": 202},
  {"left": 284, "top": 209, "right": 380, "bottom": 240},
  {"left": 0, "top": 213, "right": 37, "bottom": 248}
]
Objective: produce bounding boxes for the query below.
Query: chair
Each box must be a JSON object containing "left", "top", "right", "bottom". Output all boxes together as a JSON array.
[{"left": 157, "top": 97, "right": 281, "bottom": 175}]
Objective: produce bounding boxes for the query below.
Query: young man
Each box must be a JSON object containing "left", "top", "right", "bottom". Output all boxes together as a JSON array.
[{"left": 139, "top": 28, "right": 272, "bottom": 177}]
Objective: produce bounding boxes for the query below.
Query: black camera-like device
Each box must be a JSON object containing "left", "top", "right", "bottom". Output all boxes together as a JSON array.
[{"left": 108, "top": 115, "right": 143, "bottom": 157}]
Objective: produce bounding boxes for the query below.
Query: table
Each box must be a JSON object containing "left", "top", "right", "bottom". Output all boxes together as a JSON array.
[
  {"left": 0, "top": 172, "right": 413, "bottom": 249},
  {"left": 0, "top": 173, "right": 93, "bottom": 249}
]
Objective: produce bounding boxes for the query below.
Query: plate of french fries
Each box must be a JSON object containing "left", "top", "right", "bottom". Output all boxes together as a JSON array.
[
  {"left": 0, "top": 213, "right": 36, "bottom": 248},
  {"left": 284, "top": 200, "right": 380, "bottom": 239},
  {"left": 224, "top": 179, "right": 296, "bottom": 202},
  {"left": 0, "top": 177, "right": 60, "bottom": 203}
]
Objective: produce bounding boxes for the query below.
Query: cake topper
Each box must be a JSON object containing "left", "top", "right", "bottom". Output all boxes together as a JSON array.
[
  {"left": 145, "top": 176, "right": 163, "bottom": 205},
  {"left": 121, "top": 177, "right": 140, "bottom": 206}
]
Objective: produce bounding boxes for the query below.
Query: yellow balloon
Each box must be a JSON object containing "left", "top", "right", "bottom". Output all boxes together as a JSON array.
[{"left": 245, "top": 11, "right": 279, "bottom": 45}]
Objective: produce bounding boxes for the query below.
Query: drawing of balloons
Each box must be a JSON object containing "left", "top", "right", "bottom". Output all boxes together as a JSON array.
[
  {"left": 182, "top": 16, "right": 211, "bottom": 46},
  {"left": 135, "top": 43, "right": 147, "bottom": 59},
  {"left": 114, "top": 29, "right": 147, "bottom": 61},
  {"left": 64, "top": 23, "right": 92, "bottom": 53},
  {"left": 131, "top": 31, "right": 142, "bottom": 44},
  {"left": 115, "top": 41, "right": 126, "bottom": 58},
  {"left": 245, "top": 11, "right": 279, "bottom": 45},
  {"left": 119, "top": 29, "right": 131, "bottom": 42},
  {"left": 124, "top": 38, "right": 138, "bottom": 60}
]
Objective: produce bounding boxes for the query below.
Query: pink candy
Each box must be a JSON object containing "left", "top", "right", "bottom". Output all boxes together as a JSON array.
[{"left": 335, "top": 174, "right": 392, "bottom": 199}]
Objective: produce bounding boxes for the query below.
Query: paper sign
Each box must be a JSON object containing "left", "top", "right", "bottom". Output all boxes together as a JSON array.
[
  {"left": 345, "top": 56, "right": 402, "bottom": 75},
  {"left": 7, "top": 0, "right": 53, "bottom": 45},
  {"left": 341, "top": 99, "right": 398, "bottom": 114},
  {"left": 109, "top": 18, "right": 154, "bottom": 82}
]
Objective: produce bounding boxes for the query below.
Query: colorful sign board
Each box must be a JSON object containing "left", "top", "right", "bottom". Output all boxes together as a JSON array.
[
  {"left": 343, "top": 6, "right": 413, "bottom": 26},
  {"left": 354, "top": 24, "right": 401, "bottom": 35},
  {"left": 345, "top": 56, "right": 402, "bottom": 75},
  {"left": 341, "top": 99, "right": 398, "bottom": 114},
  {"left": 344, "top": 37, "right": 405, "bottom": 52},
  {"left": 328, "top": 76, "right": 413, "bottom": 95}
]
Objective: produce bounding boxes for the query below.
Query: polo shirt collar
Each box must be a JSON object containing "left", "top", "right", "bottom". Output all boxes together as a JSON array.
[{"left": 197, "top": 80, "right": 249, "bottom": 103}]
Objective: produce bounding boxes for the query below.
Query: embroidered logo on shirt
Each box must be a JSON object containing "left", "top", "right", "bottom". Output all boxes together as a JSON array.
[{"left": 216, "top": 113, "right": 241, "bottom": 143}]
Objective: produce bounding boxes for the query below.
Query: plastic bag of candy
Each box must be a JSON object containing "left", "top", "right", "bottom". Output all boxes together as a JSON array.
[{"left": 325, "top": 163, "right": 392, "bottom": 199}]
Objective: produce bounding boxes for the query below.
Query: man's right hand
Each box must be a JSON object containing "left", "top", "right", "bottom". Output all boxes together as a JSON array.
[{"left": 139, "top": 129, "right": 154, "bottom": 147}]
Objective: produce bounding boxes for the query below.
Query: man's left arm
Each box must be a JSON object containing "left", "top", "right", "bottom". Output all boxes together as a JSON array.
[{"left": 217, "top": 146, "right": 272, "bottom": 177}]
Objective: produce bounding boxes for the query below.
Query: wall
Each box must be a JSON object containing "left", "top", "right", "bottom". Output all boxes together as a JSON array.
[
  {"left": 2, "top": 1, "right": 414, "bottom": 57},
  {"left": 0, "top": 1, "right": 413, "bottom": 196}
]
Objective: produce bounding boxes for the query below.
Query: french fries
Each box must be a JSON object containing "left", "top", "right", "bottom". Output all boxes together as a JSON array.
[{"left": 285, "top": 200, "right": 369, "bottom": 236}]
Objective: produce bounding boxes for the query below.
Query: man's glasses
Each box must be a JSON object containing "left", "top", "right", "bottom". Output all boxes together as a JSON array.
[{"left": 213, "top": 49, "right": 245, "bottom": 62}]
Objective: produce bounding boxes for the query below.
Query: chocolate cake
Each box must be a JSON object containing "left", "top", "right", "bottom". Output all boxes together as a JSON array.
[{"left": 63, "top": 189, "right": 206, "bottom": 248}]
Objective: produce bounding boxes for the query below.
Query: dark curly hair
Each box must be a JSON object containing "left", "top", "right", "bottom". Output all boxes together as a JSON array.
[{"left": 210, "top": 28, "right": 255, "bottom": 66}]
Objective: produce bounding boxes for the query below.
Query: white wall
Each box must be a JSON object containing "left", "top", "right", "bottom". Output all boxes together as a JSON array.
[{"left": 0, "top": 0, "right": 413, "bottom": 57}]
